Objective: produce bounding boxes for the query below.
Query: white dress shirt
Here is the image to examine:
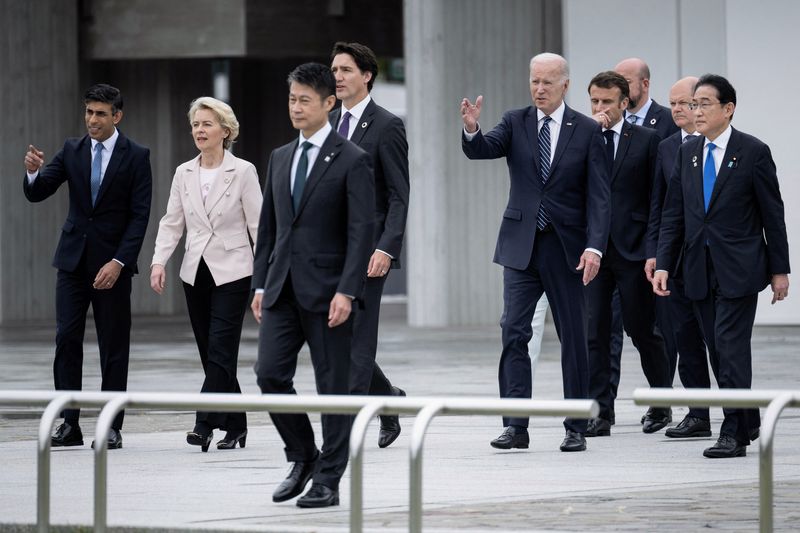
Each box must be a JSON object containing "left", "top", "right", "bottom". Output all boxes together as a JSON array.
[
  {"left": 337, "top": 95, "right": 371, "bottom": 141},
  {"left": 290, "top": 122, "right": 332, "bottom": 193}
]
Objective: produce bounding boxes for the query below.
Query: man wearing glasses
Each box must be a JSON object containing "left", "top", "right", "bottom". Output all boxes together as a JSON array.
[{"left": 653, "top": 74, "right": 790, "bottom": 458}]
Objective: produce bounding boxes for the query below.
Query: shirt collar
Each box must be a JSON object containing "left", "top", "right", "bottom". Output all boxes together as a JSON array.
[
  {"left": 341, "top": 94, "right": 372, "bottom": 121},
  {"left": 537, "top": 101, "right": 565, "bottom": 124},
  {"left": 626, "top": 98, "right": 653, "bottom": 123},
  {"left": 91, "top": 128, "right": 119, "bottom": 153},
  {"left": 604, "top": 118, "right": 624, "bottom": 136},
  {"left": 681, "top": 129, "right": 700, "bottom": 142},
  {"left": 298, "top": 121, "right": 332, "bottom": 149},
  {"left": 704, "top": 124, "right": 732, "bottom": 151}
]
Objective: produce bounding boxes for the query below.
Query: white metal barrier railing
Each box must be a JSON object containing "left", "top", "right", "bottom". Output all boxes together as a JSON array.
[
  {"left": 0, "top": 390, "right": 597, "bottom": 533},
  {"left": 632, "top": 387, "right": 800, "bottom": 533}
]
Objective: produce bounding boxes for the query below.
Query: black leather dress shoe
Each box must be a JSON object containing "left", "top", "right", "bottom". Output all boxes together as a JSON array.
[
  {"left": 585, "top": 418, "right": 611, "bottom": 437},
  {"left": 642, "top": 407, "right": 672, "bottom": 434},
  {"left": 51, "top": 422, "right": 83, "bottom": 447},
  {"left": 273, "top": 455, "right": 318, "bottom": 503},
  {"left": 217, "top": 429, "right": 247, "bottom": 450},
  {"left": 91, "top": 429, "right": 123, "bottom": 450},
  {"left": 378, "top": 386, "right": 406, "bottom": 448},
  {"left": 560, "top": 430, "right": 586, "bottom": 452},
  {"left": 296, "top": 483, "right": 339, "bottom": 508},
  {"left": 665, "top": 415, "right": 712, "bottom": 438},
  {"left": 703, "top": 434, "right": 746, "bottom": 458},
  {"left": 490, "top": 426, "right": 529, "bottom": 449}
]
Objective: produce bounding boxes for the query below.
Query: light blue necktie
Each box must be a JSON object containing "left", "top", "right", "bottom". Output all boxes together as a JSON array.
[
  {"left": 91, "top": 143, "right": 104, "bottom": 205},
  {"left": 703, "top": 143, "right": 717, "bottom": 212},
  {"left": 536, "top": 116, "right": 552, "bottom": 231}
]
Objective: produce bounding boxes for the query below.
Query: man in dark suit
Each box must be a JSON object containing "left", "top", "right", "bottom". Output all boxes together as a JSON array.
[
  {"left": 583, "top": 72, "right": 672, "bottom": 437},
  {"left": 615, "top": 58, "right": 679, "bottom": 139},
  {"left": 23, "top": 83, "right": 152, "bottom": 450},
  {"left": 645, "top": 76, "right": 713, "bottom": 439},
  {"left": 251, "top": 63, "right": 373, "bottom": 507},
  {"left": 461, "top": 53, "right": 610, "bottom": 453},
  {"left": 654, "top": 74, "right": 790, "bottom": 458},
  {"left": 609, "top": 57, "right": 680, "bottom": 427},
  {"left": 329, "top": 42, "right": 410, "bottom": 449}
]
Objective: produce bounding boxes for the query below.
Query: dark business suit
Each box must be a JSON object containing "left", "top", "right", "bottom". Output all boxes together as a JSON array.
[
  {"left": 329, "top": 100, "right": 409, "bottom": 396},
  {"left": 610, "top": 100, "right": 679, "bottom": 406},
  {"left": 587, "top": 122, "right": 670, "bottom": 421},
  {"left": 657, "top": 128, "right": 790, "bottom": 444},
  {"left": 462, "top": 104, "right": 610, "bottom": 434},
  {"left": 648, "top": 131, "right": 710, "bottom": 419},
  {"left": 23, "top": 131, "right": 152, "bottom": 430},
  {"left": 253, "top": 130, "right": 373, "bottom": 490}
]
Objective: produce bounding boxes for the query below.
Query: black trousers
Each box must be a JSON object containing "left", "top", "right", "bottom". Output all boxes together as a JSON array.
[
  {"left": 255, "top": 279, "right": 353, "bottom": 491},
  {"left": 499, "top": 229, "right": 589, "bottom": 434},
  {"left": 667, "top": 277, "right": 712, "bottom": 419},
  {"left": 55, "top": 255, "right": 132, "bottom": 430},
  {"left": 182, "top": 259, "right": 250, "bottom": 432},
  {"left": 693, "top": 251, "right": 760, "bottom": 444},
  {"left": 349, "top": 271, "right": 394, "bottom": 396},
  {"left": 586, "top": 241, "right": 671, "bottom": 421}
]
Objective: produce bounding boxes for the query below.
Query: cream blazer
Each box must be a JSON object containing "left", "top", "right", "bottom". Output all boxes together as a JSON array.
[{"left": 151, "top": 150, "right": 262, "bottom": 286}]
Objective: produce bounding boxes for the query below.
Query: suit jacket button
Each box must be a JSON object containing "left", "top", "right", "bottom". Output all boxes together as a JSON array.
[
  {"left": 217, "top": 211, "right": 222, "bottom": 216},
  {"left": 226, "top": 192, "right": 230, "bottom": 196}
]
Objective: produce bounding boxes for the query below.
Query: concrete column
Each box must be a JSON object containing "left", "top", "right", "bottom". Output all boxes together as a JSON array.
[
  {"left": 404, "top": 0, "right": 559, "bottom": 326},
  {"left": 0, "top": 0, "right": 80, "bottom": 323}
]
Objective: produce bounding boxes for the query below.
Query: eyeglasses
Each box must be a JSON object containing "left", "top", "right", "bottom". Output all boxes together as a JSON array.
[
  {"left": 687, "top": 100, "right": 723, "bottom": 111},
  {"left": 669, "top": 101, "right": 692, "bottom": 110}
]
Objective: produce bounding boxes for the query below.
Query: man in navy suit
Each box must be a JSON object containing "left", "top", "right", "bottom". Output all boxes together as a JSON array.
[
  {"left": 646, "top": 76, "right": 713, "bottom": 439},
  {"left": 251, "top": 63, "right": 373, "bottom": 507},
  {"left": 329, "top": 42, "right": 410, "bottom": 449},
  {"left": 654, "top": 74, "right": 790, "bottom": 458},
  {"left": 583, "top": 72, "right": 672, "bottom": 437},
  {"left": 461, "top": 53, "right": 610, "bottom": 453},
  {"left": 23, "top": 84, "right": 152, "bottom": 450}
]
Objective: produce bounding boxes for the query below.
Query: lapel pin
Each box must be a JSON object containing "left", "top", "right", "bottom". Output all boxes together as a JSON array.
[
  {"left": 361, "top": 122, "right": 368, "bottom": 128},
  {"left": 692, "top": 156, "right": 698, "bottom": 163},
  {"left": 566, "top": 122, "right": 573, "bottom": 126},
  {"left": 324, "top": 156, "right": 331, "bottom": 162},
  {"left": 650, "top": 118, "right": 657, "bottom": 125}
]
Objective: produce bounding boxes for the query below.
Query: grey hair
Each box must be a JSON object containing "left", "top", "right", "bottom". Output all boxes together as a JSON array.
[{"left": 529, "top": 53, "right": 570, "bottom": 81}]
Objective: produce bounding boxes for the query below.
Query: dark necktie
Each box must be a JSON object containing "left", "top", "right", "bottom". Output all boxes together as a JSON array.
[
  {"left": 536, "top": 116, "right": 553, "bottom": 231},
  {"left": 627, "top": 114, "right": 638, "bottom": 125},
  {"left": 293, "top": 141, "right": 313, "bottom": 212},
  {"left": 338, "top": 111, "right": 351, "bottom": 139},
  {"left": 703, "top": 143, "right": 717, "bottom": 212},
  {"left": 91, "top": 143, "right": 104, "bottom": 205},
  {"left": 603, "top": 129, "right": 615, "bottom": 175}
]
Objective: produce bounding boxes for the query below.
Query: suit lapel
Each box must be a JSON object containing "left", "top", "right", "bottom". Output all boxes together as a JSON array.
[
  {"left": 94, "top": 133, "right": 127, "bottom": 208},
  {"left": 691, "top": 138, "right": 705, "bottom": 213},
  {"left": 204, "top": 150, "right": 236, "bottom": 213},
  {"left": 524, "top": 107, "right": 542, "bottom": 180},
  {"left": 349, "top": 100, "right": 375, "bottom": 145},
  {"left": 611, "top": 122, "right": 633, "bottom": 182},
  {"left": 277, "top": 140, "right": 297, "bottom": 214},
  {"left": 183, "top": 156, "right": 212, "bottom": 230},
  {"left": 549, "top": 106, "right": 577, "bottom": 176},
  {"left": 77, "top": 137, "right": 93, "bottom": 210},
  {"left": 707, "top": 128, "right": 741, "bottom": 212},
  {"left": 295, "top": 132, "right": 341, "bottom": 218}
]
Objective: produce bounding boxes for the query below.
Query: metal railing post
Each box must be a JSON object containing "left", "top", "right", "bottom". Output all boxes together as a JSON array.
[
  {"left": 409, "top": 401, "right": 445, "bottom": 533},
  {"left": 759, "top": 392, "right": 795, "bottom": 533},
  {"left": 37, "top": 394, "right": 75, "bottom": 533},
  {"left": 349, "top": 400, "right": 387, "bottom": 533},
  {"left": 94, "top": 394, "right": 130, "bottom": 533}
]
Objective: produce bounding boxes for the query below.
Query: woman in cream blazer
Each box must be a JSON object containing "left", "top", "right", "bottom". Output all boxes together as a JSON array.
[{"left": 151, "top": 97, "right": 261, "bottom": 452}]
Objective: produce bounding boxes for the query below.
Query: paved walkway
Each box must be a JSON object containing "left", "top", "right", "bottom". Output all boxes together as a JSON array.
[{"left": 1, "top": 308, "right": 799, "bottom": 531}]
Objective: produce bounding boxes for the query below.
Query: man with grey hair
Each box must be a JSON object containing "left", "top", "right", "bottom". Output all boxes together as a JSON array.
[{"left": 461, "top": 52, "right": 610, "bottom": 452}]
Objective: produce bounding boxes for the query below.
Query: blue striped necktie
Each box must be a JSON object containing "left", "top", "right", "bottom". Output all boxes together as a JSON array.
[{"left": 536, "top": 116, "right": 552, "bottom": 231}]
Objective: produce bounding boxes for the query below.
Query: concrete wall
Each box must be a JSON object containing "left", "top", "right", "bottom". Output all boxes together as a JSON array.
[
  {"left": 563, "top": 0, "right": 799, "bottom": 324},
  {"left": 0, "top": 0, "right": 79, "bottom": 323},
  {"left": 404, "top": 0, "right": 562, "bottom": 326}
]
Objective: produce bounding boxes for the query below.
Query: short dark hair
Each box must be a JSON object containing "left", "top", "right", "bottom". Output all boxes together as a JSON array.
[
  {"left": 287, "top": 62, "right": 336, "bottom": 100},
  {"left": 331, "top": 41, "right": 379, "bottom": 92},
  {"left": 694, "top": 74, "right": 737, "bottom": 107},
  {"left": 84, "top": 83, "right": 123, "bottom": 113},
  {"left": 588, "top": 71, "right": 630, "bottom": 101}
]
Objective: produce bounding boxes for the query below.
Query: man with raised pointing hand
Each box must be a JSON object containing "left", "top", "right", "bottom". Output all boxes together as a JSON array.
[{"left": 461, "top": 52, "right": 610, "bottom": 453}]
